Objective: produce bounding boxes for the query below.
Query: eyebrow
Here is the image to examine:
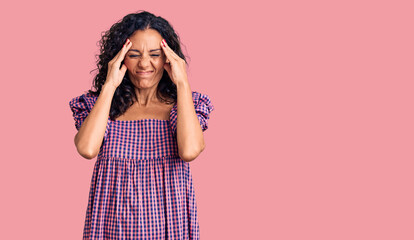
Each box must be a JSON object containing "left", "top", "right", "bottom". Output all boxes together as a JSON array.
[{"left": 128, "top": 49, "right": 161, "bottom": 53}]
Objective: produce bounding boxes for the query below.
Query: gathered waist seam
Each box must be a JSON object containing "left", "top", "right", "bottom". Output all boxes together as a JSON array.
[{"left": 97, "top": 154, "right": 181, "bottom": 162}]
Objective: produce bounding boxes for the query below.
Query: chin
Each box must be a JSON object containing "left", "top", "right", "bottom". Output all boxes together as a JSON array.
[{"left": 136, "top": 80, "right": 160, "bottom": 88}]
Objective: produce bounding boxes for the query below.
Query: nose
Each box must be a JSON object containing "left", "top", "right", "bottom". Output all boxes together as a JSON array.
[{"left": 138, "top": 55, "right": 151, "bottom": 69}]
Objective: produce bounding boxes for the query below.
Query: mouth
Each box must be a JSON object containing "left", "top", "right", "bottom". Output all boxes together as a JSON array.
[{"left": 136, "top": 70, "right": 154, "bottom": 75}]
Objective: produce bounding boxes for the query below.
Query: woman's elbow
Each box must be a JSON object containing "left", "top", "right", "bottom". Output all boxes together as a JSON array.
[
  {"left": 74, "top": 134, "right": 98, "bottom": 160},
  {"left": 180, "top": 153, "right": 197, "bottom": 162},
  {"left": 76, "top": 144, "right": 98, "bottom": 160},
  {"left": 78, "top": 149, "right": 97, "bottom": 160},
  {"left": 180, "top": 144, "right": 205, "bottom": 163}
]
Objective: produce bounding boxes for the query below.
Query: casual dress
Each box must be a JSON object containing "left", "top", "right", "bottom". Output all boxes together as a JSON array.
[{"left": 69, "top": 90, "right": 214, "bottom": 239}]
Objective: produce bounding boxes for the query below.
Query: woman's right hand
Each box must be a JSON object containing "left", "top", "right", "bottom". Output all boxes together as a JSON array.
[{"left": 105, "top": 38, "right": 132, "bottom": 89}]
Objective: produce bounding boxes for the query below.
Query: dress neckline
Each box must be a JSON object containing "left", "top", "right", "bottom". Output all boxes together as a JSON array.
[
  {"left": 112, "top": 118, "right": 170, "bottom": 122},
  {"left": 111, "top": 102, "right": 176, "bottom": 123}
]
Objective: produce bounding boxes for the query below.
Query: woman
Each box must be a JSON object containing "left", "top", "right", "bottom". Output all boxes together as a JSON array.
[{"left": 69, "top": 10, "right": 214, "bottom": 239}]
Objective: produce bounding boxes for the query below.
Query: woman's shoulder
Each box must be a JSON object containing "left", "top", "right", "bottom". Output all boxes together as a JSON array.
[
  {"left": 191, "top": 90, "right": 213, "bottom": 109},
  {"left": 191, "top": 90, "right": 212, "bottom": 103},
  {"left": 69, "top": 91, "right": 99, "bottom": 111},
  {"left": 70, "top": 91, "right": 98, "bottom": 103}
]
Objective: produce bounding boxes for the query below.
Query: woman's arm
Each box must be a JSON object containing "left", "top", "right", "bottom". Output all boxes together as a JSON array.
[
  {"left": 75, "top": 38, "right": 131, "bottom": 159},
  {"left": 74, "top": 84, "right": 115, "bottom": 159},
  {"left": 160, "top": 38, "right": 205, "bottom": 162},
  {"left": 176, "top": 80, "right": 205, "bottom": 162}
]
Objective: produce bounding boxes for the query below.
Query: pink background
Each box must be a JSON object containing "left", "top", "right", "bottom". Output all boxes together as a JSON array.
[{"left": 1, "top": 0, "right": 413, "bottom": 239}]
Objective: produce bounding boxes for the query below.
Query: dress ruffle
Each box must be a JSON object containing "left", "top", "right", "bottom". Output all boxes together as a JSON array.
[{"left": 169, "top": 91, "right": 215, "bottom": 135}]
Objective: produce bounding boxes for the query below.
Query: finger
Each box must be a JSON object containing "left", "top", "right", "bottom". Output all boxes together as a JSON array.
[
  {"left": 163, "top": 39, "right": 180, "bottom": 61},
  {"left": 160, "top": 39, "right": 172, "bottom": 62},
  {"left": 114, "top": 39, "right": 132, "bottom": 64},
  {"left": 112, "top": 40, "right": 128, "bottom": 62},
  {"left": 120, "top": 63, "right": 127, "bottom": 75},
  {"left": 161, "top": 39, "right": 180, "bottom": 62},
  {"left": 118, "top": 39, "right": 132, "bottom": 61}
]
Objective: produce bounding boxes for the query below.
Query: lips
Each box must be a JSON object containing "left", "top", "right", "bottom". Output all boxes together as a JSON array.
[{"left": 137, "top": 71, "right": 154, "bottom": 74}]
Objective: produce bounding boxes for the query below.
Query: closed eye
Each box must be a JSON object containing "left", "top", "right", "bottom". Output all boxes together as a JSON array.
[{"left": 129, "top": 55, "right": 160, "bottom": 57}]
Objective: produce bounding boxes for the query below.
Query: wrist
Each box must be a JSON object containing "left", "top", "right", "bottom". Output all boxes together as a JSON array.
[
  {"left": 102, "top": 83, "right": 117, "bottom": 94},
  {"left": 176, "top": 78, "right": 190, "bottom": 90}
]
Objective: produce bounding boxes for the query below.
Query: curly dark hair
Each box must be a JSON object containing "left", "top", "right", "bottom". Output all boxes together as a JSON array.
[{"left": 88, "top": 10, "right": 189, "bottom": 120}]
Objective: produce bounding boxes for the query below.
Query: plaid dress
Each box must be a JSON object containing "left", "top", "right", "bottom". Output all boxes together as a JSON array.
[{"left": 69, "top": 90, "right": 214, "bottom": 239}]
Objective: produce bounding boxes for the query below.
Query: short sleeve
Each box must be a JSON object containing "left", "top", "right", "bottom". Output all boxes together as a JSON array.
[
  {"left": 169, "top": 91, "right": 215, "bottom": 135},
  {"left": 69, "top": 92, "right": 98, "bottom": 131},
  {"left": 194, "top": 91, "right": 214, "bottom": 131}
]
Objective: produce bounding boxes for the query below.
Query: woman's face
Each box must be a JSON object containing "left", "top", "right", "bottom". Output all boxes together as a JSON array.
[{"left": 124, "top": 28, "right": 167, "bottom": 89}]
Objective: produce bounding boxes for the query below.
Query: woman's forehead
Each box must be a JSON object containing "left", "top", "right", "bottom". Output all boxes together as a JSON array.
[
  {"left": 130, "top": 29, "right": 162, "bottom": 41},
  {"left": 129, "top": 30, "right": 162, "bottom": 50}
]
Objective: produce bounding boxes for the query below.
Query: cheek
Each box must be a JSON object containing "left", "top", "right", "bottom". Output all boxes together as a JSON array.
[
  {"left": 151, "top": 58, "right": 164, "bottom": 68},
  {"left": 124, "top": 59, "right": 136, "bottom": 69},
  {"left": 123, "top": 59, "right": 130, "bottom": 67}
]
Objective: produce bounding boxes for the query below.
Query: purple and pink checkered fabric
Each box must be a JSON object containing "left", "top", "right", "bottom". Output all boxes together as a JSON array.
[{"left": 69, "top": 91, "right": 214, "bottom": 239}]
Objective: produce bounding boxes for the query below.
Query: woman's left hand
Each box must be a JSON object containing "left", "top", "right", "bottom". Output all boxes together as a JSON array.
[{"left": 161, "top": 39, "right": 188, "bottom": 85}]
